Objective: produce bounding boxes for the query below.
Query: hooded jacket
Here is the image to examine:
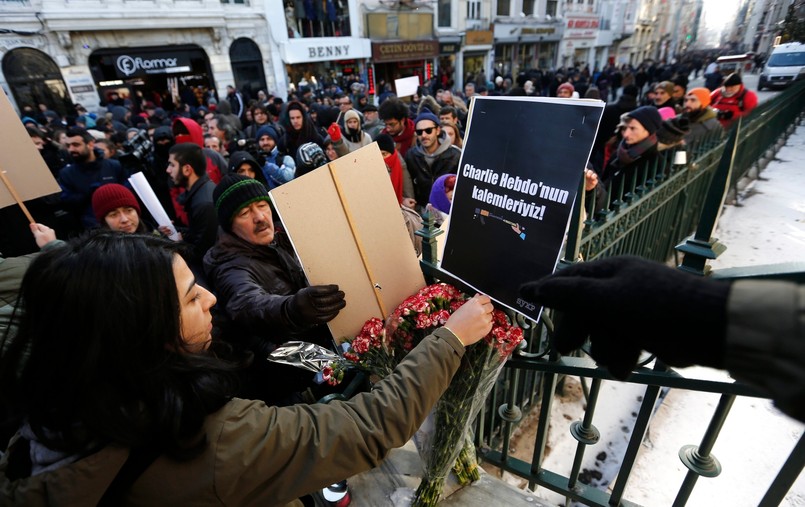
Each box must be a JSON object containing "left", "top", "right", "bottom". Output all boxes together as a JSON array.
[{"left": 403, "top": 131, "right": 462, "bottom": 207}]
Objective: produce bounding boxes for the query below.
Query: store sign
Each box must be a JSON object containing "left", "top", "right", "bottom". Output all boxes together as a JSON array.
[
  {"left": 565, "top": 17, "right": 600, "bottom": 39},
  {"left": 372, "top": 40, "right": 439, "bottom": 63},
  {"left": 465, "top": 30, "right": 493, "bottom": 46},
  {"left": 114, "top": 53, "right": 191, "bottom": 77},
  {"left": 439, "top": 42, "right": 459, "bottom": 54},
  {"left": 283, "top": 38, "right": 372, "bottom": 64}
]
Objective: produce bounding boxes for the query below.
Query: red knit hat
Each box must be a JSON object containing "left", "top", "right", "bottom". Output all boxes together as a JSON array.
[
  {"left": 557, "top": 82, "right": 575, "bottom": 95},
  {"left": 92, "top": 184, "right": 140, "bottom": 224}
]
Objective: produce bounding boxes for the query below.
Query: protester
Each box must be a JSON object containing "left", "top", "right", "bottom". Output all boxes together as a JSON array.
[
  {"left": 520, "top": 256, "right": 805, "bottom": 423},
  {"left": 378, "top": 98, "right": 417, "bottom": 158},
  {"left": 682, "top": 87, "right": 721, "bottom": 146},
  {"left": 91, "top": 183, "right": 151, "bottom": 234},
  {"left": 404, "top": 111, "right": 462, "bottom": 210},
  {"left": 0, "top": 231, "right": 494, "bottom": 504},
  {"left": 710, "top": 73, "right": 758, "bottom": 129}
]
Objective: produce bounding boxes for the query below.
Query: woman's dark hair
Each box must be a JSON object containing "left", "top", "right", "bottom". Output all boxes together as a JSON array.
[{"left": 0, "top": 232, "right": 240, "bottom": 460}]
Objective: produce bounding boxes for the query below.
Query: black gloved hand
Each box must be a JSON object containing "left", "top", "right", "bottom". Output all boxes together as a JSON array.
[
  {"left": 288, "top": 284, "right": 347, "bottom": 325},
  {"left": 520, "top": 256, "right": 731, "bottom": 379}
]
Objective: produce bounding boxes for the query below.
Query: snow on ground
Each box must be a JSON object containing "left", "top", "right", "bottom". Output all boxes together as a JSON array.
[{"left": 515, "top": 125, "right": 805, "bottom": 506}]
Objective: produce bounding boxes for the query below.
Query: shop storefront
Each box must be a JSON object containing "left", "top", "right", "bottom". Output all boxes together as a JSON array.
[
  {"left": 2, "top": 46, "right": 74, "bottom": 117},
  {"left": 437, "top": 39, "right": 460, "bottom": 91},
  {"left": 280, "top": 37, "right": 371, "bottom": 93},
  {"left": 558, "top": 16, "right": 600, "bottom": 69},
  {"left": 493, "top": 23, "right": 562, "bottom": 77},
  {"left": 462, "top": 30, "right": 493, "bottom": 87},
  {"left": 88, "top": 45, "right": 214, "bottom": 111},
  {"left": 370, "top": 40, "right": 439, "bottom": 94}
]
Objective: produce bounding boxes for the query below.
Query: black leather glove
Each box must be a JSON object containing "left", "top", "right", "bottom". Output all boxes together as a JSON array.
[
  {"left": 287, "top": 284, "right": 346, "bottom": 325},
  {"left": 520, "top": 256, "right": 731, "bottom": 379}
]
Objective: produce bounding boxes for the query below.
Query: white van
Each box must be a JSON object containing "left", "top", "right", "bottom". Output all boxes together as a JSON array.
[{"left": 758, "top": 42, "right": 805, "bottom": 90}]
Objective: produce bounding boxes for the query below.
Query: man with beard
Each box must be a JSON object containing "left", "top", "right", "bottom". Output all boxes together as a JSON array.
[
  {"left": 163, "top": 143, "right": 218, "bottom": 275},
  {"left": 281, "top": 101, "right": 323, "bottom": 159},
  {"left": 204, "top": 174, "right": 346, "bottom": 404},
  {"left": 404, "top": 111, "right": 461, "bottom": 210},
  {"left": 682, "top": 87, "right": 721, "bottom": 147},
  {"left": 379, "top": 98, "right": 417, "bottom": 158},
  {"left": 58, "top": 127, "right": 128, "bottom": 230}
]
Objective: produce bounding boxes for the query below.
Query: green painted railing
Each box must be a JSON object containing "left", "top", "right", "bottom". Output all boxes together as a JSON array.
[{"left": 419, "top": 80, "right": 805, "bottom": 506}]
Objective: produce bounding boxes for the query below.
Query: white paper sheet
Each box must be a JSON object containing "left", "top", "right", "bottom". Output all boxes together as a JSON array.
[{"left": 128, "top": 171, "right": 180, "bottom": 240}]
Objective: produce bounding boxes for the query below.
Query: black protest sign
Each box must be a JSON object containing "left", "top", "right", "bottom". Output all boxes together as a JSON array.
[{"left": 440, "top": 96, "right": 603, "bottom": 321}]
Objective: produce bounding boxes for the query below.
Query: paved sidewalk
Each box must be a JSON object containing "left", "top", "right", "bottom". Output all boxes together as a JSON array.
[{"left": 709, "top": 122, "right": 805, "bottom": 270}]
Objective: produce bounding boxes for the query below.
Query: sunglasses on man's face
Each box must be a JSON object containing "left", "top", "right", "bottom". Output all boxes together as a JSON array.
[{"left": 416, "top": 127, "right": 435, "bottom": 136}]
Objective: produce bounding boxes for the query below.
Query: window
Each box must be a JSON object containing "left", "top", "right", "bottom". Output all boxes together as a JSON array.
[
  {"left": 220, "top": 0, "right": 247, "bottom": 4},
  {"left": 547, "top": 0, "right": 557, "bottom": 17},
  {"left": 467, "top": 0, "right": 481, "bottom": 19},
  {"left": 438, "top": 0, "right": 451, "bottom": 27},
  {"left": 523, "top": 0, "right": 535, "bottom": 15},
  {"left": 497, "top": 0, "right": 510, "bottom": 17}
]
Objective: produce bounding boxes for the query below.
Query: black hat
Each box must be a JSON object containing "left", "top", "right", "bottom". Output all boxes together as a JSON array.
[
  {"left": 723, "top": 73, "right": 742, "bottom": 87},
  {"left": 622, "top": 84, "right": 640, "bottom": 98},
  {"left": 213, "top": 174, "right": 271, "bottom": 231},
  {"left": 657, "top": 116, "right": 691, "bottom": 145},
  {"left": 362, "top": 104, "right": 378, "bottom": 112},
  {"left": 624, "top": 106, "right": 663, "bottom": 135},
  {"left": 375, "top": 133, "right": 396, "bottom": 154}
]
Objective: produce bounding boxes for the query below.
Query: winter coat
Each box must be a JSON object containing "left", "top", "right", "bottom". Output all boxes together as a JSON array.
[
  {"left": 403, "top": 133, "right": 462, "bottom": 207},
  {"left": 203, "top": 229, "right": 327, "bottom": 351},
  {"left": 684, "top": 108, "right": 721, "bottom": 146},
  {"left": 177, "top": 174, "right": 218, "bottom": 270},
  {"left": 0, "top": 329, "right": 466, "bottom": 506},
  {"left": 710, "top": 85, "right": 758, "bottom": 128},
  {"left": 591, "top": 95, "right": 638, "bottom": 172},
  {"left": 58, "top": 150, "right": 129, "bottom": 229},
  {"left": 725, "top": 280, "right": 805, "bottom": 423}
]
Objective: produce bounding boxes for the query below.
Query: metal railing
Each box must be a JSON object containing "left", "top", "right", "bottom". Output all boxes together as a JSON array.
[{"left": 419, "top": 80, "right": 805, "bottom": 506}]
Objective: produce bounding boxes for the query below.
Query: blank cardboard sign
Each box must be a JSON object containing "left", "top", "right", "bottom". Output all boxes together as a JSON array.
[
  {"left": 0, "top": 87, "right": 61, "bottom": 209},
  {"left": 270, "top": 143, "right": 425, "bottom": 342}
]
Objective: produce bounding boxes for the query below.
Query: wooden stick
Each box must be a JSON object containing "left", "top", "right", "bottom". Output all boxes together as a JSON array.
[
  {"left": 328, "top": 164, "right": 388, "bottom": 318},
  {"left": 0, "top": 170, "right": 35, "bottom": 224}
]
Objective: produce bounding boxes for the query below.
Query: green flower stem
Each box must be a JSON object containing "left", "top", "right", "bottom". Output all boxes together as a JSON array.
[{"left": 413, "top": 344, "right": 505, "bottom": 506}]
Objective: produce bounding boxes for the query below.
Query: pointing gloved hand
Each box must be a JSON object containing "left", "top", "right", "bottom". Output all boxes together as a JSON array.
[
  {"left": 327, "top": 123, "right": 342, "bottom": 143},
  {"left": 288, "top": 284, "right": 347, "bottom": 325},
  {"left": 519, "top": 256, "right": 731, "bottom": 379}
]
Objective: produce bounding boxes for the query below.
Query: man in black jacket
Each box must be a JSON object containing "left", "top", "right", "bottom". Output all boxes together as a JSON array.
[
  {"left": 204, "top": 174, "right": 346, "bottom": 404},
  {"left": 164, "top": 143, "right": 218, "bottom": 274},
  {"left": 404, "top": 111, "right": 462, "bottom": 210}
]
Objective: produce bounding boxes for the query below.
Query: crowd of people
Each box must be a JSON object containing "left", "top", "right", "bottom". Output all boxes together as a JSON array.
[{"left": 0, "top": 52, "right": 782, "bottom": 504}]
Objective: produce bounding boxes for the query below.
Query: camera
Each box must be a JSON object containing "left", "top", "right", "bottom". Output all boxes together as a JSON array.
[
  {"left": 714, "top": 109, "right": 734, "bottom": 121},
  {"left": 119, "top": 129, "right": 153, "bottom": 164},
  {"left": 234, "top": 138, "right": 266, "bottom": 167}
]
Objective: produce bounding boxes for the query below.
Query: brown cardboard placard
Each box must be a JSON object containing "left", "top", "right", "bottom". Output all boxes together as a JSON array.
[
  {"left": 270, "top": 143, "right": 425, "bottom": 342},
  {"left": 0, "top": 87, "right": 61, "bottom": 210}
]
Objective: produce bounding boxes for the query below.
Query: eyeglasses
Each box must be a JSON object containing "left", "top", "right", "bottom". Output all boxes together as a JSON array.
[
  {"left": 415, "top": 127, "right": 435, "bottom": 136},
  {"left": 339, "top": 101, "right": 351, "bottom": 106}
]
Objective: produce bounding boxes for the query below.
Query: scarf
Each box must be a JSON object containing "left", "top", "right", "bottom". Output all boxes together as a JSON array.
[
  {"left": 384, "top": 151, "right": 404, "bottom": 204},
  {"left": 344, "top": 125, "right": 362, "bottom": 144},
  {"left": 390, "top": 118, "right": 416, "bottom": 158},
  {"left": 616, "top": 134, "right": 657, "bottom": 166}
]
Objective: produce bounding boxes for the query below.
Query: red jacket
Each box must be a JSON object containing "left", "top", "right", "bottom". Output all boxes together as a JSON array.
[{"left": 710, "top": 85, "right": 758, "bottom": 128}]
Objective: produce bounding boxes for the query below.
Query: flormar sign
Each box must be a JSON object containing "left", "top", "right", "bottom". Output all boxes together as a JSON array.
[
  {"left": 371, "top": 40, "right": 439, "bottom": 63},
  {"left": 116, "top": 55, "right": 181, "bottom": 76}
]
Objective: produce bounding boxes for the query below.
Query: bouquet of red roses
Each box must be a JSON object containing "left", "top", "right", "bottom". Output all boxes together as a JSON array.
[{"left": 323, "top": 283, "right": 523, "bottom": 506}]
